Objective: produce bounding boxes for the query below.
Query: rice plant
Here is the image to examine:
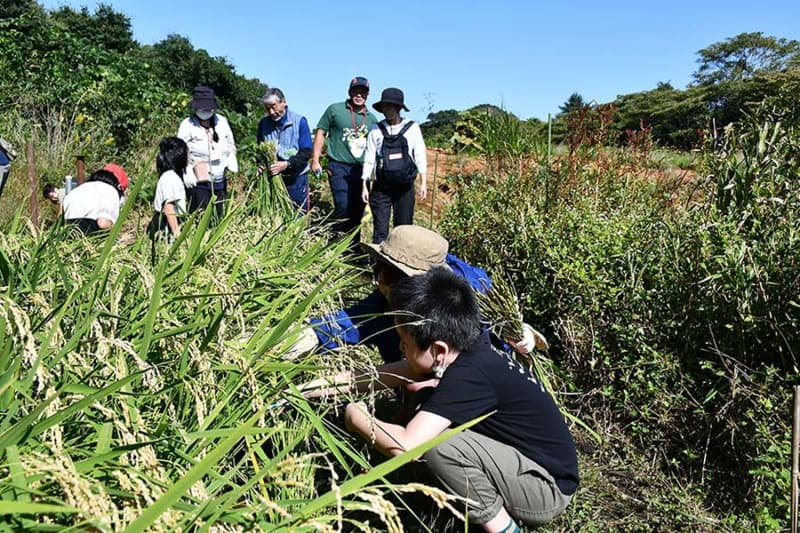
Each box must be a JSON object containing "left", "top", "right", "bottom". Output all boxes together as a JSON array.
[{"left": 0, "top": 188, "right": 447, "bottom": 531}]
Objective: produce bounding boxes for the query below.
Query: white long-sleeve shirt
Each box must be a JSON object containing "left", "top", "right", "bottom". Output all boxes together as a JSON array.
[
  {"left": 177, "top": 114, "right": 238, "bottom": 187},
  {"left": 361, "top": 118, "right": 427, "bottom": 181}
]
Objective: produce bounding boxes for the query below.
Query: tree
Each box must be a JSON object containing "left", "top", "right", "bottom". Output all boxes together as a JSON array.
[
  {"left": 692, "top": 32, "right": 800, "bottom": 86},
  {"left": 558, "top": 92, "right": 587, "bottom": 115},
  {"left": 50, "top": 3, "right": 136, "bottom": 54},
  {"left": 0, "top": 0, "right": 40, "bottom": 19}
]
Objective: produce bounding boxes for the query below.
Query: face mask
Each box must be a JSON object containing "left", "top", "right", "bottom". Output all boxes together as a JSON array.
[{"left": 195, "top": 110, "right": 214, "bottom": 120}]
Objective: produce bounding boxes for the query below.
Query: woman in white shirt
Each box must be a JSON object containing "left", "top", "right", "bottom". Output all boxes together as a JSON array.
[
  {"left": 150, "top": 137, "right": 188, "bottom": 239},
  {"left": 177, "top": 86, "right": 238, "bottom": 220},
  {"left": 361, "top": 88, "right": 427, "bottom": 244}
]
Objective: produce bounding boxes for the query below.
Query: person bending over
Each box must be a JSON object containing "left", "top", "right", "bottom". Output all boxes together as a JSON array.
[{"left": 303, "top": 267, "right": 579, "bottom": 532}]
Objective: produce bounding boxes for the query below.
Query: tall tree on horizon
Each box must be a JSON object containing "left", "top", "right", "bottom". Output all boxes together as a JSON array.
[
  {"left": 558, "top": 92, "right": 587, "bottom": 115},
  {"left": 692, "top": 32, "right": 800, "bottom": 86}
]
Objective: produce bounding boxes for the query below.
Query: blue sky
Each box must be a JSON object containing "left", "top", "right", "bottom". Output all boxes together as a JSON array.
[{"left": 39, "top": 0, "right": 800, "bottom": 125}]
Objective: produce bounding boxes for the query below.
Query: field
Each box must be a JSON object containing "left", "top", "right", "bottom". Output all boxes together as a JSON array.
[{"left": 1, "top": 7, "right": 800, "bottom": 529}]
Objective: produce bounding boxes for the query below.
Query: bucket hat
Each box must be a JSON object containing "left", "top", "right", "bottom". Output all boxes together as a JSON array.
[
  {"left": 189, "top": 85, "right": 217, "bottom": 110},
  {"left": 363, "top": 225, "right": 450, "bottom": 277},
  {"left": 373, "top": 87, "right": 409, "bottom": 113}
]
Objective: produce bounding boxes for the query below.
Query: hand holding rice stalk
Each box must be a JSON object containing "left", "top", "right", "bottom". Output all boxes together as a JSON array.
[
  {"left": 251, "top": 140, "right": 292, "bottom": 215},
  {"left": 477, "top": 274, "right": 525, "bottom": 344},
  {"left": 478, "top": 273, "right": 555, "bottom": 394},
  {"left": 254, "top": 140, "right": 278, "bottom": 175},
  {"left": 478, "top": 274, "right": 550, "bottom": 353}
]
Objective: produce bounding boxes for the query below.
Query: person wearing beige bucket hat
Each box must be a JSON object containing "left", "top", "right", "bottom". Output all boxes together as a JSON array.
[{"left": 284, "top": 225, "right": 547, "bottom": 363}]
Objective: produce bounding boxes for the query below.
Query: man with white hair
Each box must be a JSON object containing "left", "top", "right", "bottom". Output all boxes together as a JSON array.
[{"left": 256, "top": 88, "right": 313, "bottom": 213}]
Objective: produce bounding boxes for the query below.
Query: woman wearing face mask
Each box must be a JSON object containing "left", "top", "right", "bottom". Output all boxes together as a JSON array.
[{"left": 177, "top": 85, "right": 238, "bottom": 219}]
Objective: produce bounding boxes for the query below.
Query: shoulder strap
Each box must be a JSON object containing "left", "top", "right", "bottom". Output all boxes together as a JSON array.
[
  {"left": 377, "top": 122, "right": 389, "bottom": 137},
  {"left": 398, "top": 120, "right": 415, "bottom": 136}
]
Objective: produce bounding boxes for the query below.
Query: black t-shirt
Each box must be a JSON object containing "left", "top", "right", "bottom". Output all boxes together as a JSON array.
[{"left": 421, "top": 336, "right": 579, "bottom": 495}]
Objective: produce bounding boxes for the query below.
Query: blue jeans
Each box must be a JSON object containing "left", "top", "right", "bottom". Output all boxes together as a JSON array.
[
  {"left": 284, "top": 172, "right": 309, "bottom": 215},
  {"left": 328, "top": 161, "right": 365, "bottom": 244}
]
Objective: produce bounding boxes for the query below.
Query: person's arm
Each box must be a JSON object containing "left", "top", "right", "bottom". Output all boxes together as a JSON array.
[
  {"left": 345, "top": 404, "right": 451, "bottom": 457},
  {"left": 409, "top": 123, "right": 428, "bottom": 200},
  {"left": 361, "top": 128, "right": 379, "bottom": 203},
  {"left": 311, "top": 129, "right": 327, "bottom": 175},
  {"left": 300, "top": 359, "right": 424, "bottom": 399},
  {"left": 308, "top": 291, "right": 389, "bottom": 350},
  {"left": 96, "top": 218, "right": 113, "bottom": 229},
  {"left": 220, "top": 117, "right": 238, "bottom": 173},
  {"left": 162, "top": 201, "right": 180, "bottom": 235},
  {"left": 178, "top": 119, "right": 198, "bottom": 187}
]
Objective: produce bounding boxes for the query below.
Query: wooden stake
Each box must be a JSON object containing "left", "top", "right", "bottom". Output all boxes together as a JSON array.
[
  {"left": 27, "top": 141, "right": 38, "bottom": 227},
  {"left": 76, "top": 155, "right": 85, "bottom": 184},
  {"left": 429, "top": 151, "right": 439, "bottom": 226},
  {"left": 792, "top": 385, "right": 800, "bottom": 533}
]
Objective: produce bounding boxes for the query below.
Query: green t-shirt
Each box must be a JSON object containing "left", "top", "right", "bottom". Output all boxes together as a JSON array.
[{"left": 316, "top": 101, "right": 378, "bottom": 165}]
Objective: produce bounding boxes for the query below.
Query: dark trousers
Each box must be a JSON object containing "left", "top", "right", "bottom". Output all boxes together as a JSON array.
[
  {"left": 328, "top": 161, "right": 365, "bottom": 245},
  {"left": 284, "top": 173, "right": 309, "bottom": 215},
  {"left": 369, "top": 181, "right": 415, "bottom": 244},
  {"left": 188, "top": 183, "right": 226, "bottom": 221},
  {"left": 66, "top": 218, "right": 101, "bottom": 235}
]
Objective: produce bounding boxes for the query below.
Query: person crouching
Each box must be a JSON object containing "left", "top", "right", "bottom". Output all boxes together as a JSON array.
[
  {"left": 149, "top": 137, "right": 188, "bottom": 240},
  {"left": 62, "top": 164, "right": 128, "bottom": 235}
]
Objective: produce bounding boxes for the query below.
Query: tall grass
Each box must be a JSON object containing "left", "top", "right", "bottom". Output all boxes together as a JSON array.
[{"left": 0, "top": 193, "right": 451, "bottom": 530}]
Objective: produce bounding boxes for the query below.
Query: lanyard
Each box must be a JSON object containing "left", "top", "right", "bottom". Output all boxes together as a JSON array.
[{"left": 349, "top": 105, "right": 367, "bottom": 132}]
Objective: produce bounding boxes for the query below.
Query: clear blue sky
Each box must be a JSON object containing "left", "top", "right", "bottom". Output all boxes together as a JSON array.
[{"left": 39, "top": 0, "right": 800, "bottom": 124}]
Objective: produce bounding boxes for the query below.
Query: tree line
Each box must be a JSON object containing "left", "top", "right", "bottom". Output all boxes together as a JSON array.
[{"left": 422, "top": 32, "right": 800, "bottom": 150}]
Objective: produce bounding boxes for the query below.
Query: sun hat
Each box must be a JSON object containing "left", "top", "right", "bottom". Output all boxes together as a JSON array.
[
  {"left": 363, "top": 225, "right": 450, "bottom": 277},
  {"left": 349, "top": 76, "right": 370, "bottom": 91},
  {"left": 189, "top": 85, "right": 217, "bottom": 110},
  {"left": 103, "top": 163, "right": 129, "bottom": 191},
  {"left": 373, "top": 87, "right": 409, "bottom": 113}
]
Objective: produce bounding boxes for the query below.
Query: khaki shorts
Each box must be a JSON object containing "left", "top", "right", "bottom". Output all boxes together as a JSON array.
[{"left": 422, "top": 429, "right": 573, "bottom": 526}]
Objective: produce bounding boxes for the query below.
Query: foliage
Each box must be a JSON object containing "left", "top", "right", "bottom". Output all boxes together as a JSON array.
[
  {"left": 439, "top": 96, "right": 800, "bottom": 529},
  {"left": 138, "top": 34, "right": 267, "bottom": 114},
  {"left": 558, "top": 92, "right": 588, "bottom": 115},
  {"left": 693, "top": 31, "right": 800, "bottom": 86},
  {"left": 420, "top": 109, "right": 460, "bottom": 147},
  {"left": 50, "top": 3, "right": 137, "bottom": 54}
]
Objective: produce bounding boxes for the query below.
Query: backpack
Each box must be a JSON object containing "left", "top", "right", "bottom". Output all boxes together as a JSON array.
[{"left": 377, "top": 121, "right": 417, "bottom": 185}]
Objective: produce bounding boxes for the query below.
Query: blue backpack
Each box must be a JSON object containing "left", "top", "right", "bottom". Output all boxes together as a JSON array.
[{"left": 377, "top": 121, "right": 417, "bottom": 185}]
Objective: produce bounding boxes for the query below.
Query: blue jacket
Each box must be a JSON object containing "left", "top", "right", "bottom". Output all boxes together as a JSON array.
[
  {"left": 310, "top": 254, "right": 506, "bottom": 363},
  {"left": 256, "top": 108, "right": 312, "bottom": 178}
]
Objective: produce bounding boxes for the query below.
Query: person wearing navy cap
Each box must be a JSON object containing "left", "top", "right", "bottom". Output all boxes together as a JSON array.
[{"left": 312, "top": 77, "right": 379, "bottom": 251}]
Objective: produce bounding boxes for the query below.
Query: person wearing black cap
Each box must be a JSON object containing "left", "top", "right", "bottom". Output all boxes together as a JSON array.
[
  {"left": 177, "top": 85, "right": 238, "bottom": 219},
  {"left": 361, "top": 87, "right": 427, "bottom": 244},
  {"left": 312, "top": 77, "right": 378, "bottom": 247}
]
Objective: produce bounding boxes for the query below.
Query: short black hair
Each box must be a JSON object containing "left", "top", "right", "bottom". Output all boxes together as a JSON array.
[
  {"left": 157, "top": 137, "right": 188, "bottom": 177},
  {"left": 389, "top": 266, "right": 481, "bottom": 351},
  {"left": 43, "top": 184, "right": 56, "bottom": 198},
  {"left": 88, "top": 169, "right": 123, "bottom": 197}
]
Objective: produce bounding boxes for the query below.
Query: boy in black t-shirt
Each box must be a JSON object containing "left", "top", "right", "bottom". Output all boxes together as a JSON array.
[{"left": 304, "top": 267, "right": 578, "bottom": 532}]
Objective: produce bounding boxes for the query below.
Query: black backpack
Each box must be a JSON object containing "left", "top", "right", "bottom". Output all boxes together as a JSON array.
[{"left": 377, "top": 121, "right": 417, "bottom": 185}]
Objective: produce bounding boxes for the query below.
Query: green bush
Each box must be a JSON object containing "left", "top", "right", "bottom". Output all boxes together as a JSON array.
[{"left": 439, "top": 102, "right": 799, "bottom": 528}]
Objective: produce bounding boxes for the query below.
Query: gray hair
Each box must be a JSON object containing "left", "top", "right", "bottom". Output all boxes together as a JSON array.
[{"left": 262, "top": 88, "right": 286, "bottom": 104}]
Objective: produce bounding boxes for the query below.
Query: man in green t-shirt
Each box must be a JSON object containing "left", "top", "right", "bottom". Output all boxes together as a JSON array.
[{"left": 312, "top": 77, "right": 378, "bottom": 249}]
